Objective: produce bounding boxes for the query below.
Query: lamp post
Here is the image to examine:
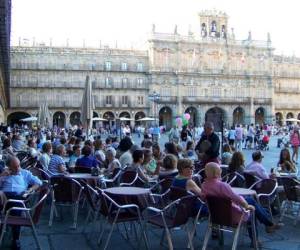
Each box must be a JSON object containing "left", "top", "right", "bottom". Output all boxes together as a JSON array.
[{"left": 148, "top": 91, "right": 160, "bottom": 126}]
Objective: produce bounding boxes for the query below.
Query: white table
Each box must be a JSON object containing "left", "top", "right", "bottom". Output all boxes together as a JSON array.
[
  {"left": 232, "top": 187, "right": 257, "bottom": 197},
  {"left": 68, "top": 173, "right": 104, "bottom": 180}
]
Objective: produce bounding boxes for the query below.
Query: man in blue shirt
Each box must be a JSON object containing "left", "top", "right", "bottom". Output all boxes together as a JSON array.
[
  {"left": 75, "top": 145, "right": 100, "bottom": 168},
  {"left": 0, "top": 156, "right": 42, "bottom": 249}
]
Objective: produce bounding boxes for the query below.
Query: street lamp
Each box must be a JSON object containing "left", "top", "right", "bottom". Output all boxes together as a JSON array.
[{"left": 149, "top": 91, "right": 160, "bottom": 125}]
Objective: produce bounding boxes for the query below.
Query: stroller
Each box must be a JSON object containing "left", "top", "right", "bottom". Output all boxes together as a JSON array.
[{"left": 256, "top": 135, "right": 269, "bottom": 151}]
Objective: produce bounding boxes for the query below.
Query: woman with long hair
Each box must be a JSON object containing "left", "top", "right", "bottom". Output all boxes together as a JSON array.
[
  {"left": 278, "top": 148, "right": 296, "bottom": 173},
  {"left": 290, "top": 128, "right": 300, "bottom": 164},
  {"left": 228, "top": 151, "right": 245, "bottom": 174}
]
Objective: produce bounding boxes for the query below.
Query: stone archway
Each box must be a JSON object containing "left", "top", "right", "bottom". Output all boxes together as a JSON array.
[
  {"left": 53, "top": 111, "right": 66, "bottom": 128},
  {"left": 159, "top": 106, "right": 172, "bottom": 130},
  {"left": 184, "top": 106, "right": 199, "bottom": 127},
  {"left": 7, "top": 112, "right": 31, "bottom": 126},
  {"left": 205, "top": 107, "right": 226, "bottom": 132},
  {"left": 103, "top": 111, "right": 115, "bottom": 128},
  {"left": 134, "top": 112, "right": 146, "bottom": 126},
  {"left": 119, "top": 111, "right": 131, "bottom": 125},
  {"left": 233, "top": 107, "right": 245, "bottom": 126},
  {"left": 255, "top": 107, "right": 266, "bottom": 125},
  {"left": 286, "top": 112, "right": 294, "bottom": 125},
  {"left": 275, "top": 112, "right": 283, "bottom": 126},
  {"left": 70, "top": 111, "right": 81, "bottom": 126}
]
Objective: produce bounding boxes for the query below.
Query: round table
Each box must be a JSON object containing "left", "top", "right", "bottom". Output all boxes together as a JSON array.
[
  {"left": 68, "top": 173, "right": 104, "bottom": 180},
  {"left": 104, "top": 187, "right": 152, "bottom": 209},
  {"left": 232, "top": 187, "right": 257, "bottom": 196}
]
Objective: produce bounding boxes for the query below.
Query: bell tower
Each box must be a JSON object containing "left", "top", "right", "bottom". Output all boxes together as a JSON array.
[{"left": 198, "top": 10, "right": 228, "bottom": 39}]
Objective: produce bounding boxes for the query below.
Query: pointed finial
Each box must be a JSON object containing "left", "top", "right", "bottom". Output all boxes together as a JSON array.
[
  {"left": 152, "top": 24, "right": 156, "bottom": 33},
  {"left": 248, "top": 30, "right": 252, "bottom": 41},
  {"left": 174, "top": 25, "right": 178, "bottom": 35},
  {"left": 267, "top": 32, "right": 271, "bottom": 43}
]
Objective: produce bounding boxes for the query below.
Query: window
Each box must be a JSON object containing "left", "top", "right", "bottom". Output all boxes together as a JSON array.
[
  {"left": 137, "top": 63, "right": 143, "bottom": 71},
  {"left": 105, "top": 77, "right": 113, "bottom": 87},
  {"left": 121, "top": 62, "right": 128, "bottom": 71},
  {"left": 187, "top": 87, "right": 196, "bottom": 97},
  {"left": 122, "top": 96, "right": 128, "bottom": 105},
  {"left": 105, "top": 61, "right": 112, "bottom": 71},
  {"left": 137, "top": 78, "right": 143, "bottom": 87},
  {"left": 122, "top": 78, "right": 128, "bottom": 88},
  {"left": 137, "top": 96, "right": 144, "bottom": 105},
  {"left": 106, "top": 96, "right": 112, "bottom": 105},
  {"left": 161, "top": 87, "right": 171, "bottom": 97}
]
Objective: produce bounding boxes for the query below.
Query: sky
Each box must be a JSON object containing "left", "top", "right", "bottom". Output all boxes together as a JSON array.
[{"left": 11, "top": 0, "right": 300, "bottom": 56}]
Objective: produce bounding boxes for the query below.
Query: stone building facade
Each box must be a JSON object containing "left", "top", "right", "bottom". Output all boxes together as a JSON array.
[{"left": 7, "top": 10, "right": 300, "bottom": 130}]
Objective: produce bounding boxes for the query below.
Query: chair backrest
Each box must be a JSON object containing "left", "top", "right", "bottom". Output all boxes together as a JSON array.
[
  {"left": 74, "top": 166, "right": 91, "bottom": 173},
  {"left": 281, "top": 177, "right": 300, "bottom": 202},
  {"left": 16, "top": 151, "right": 28, "bottom": 162},
  {"left": 160, "top": 177, "right": 174, "bottom": 194},
  {"left": 50, "top": 176, "right": 83, "bottom": 203},
  {"left": 169, "top": 186, "right": 189, "bottom": 201},
  {"left": 110, "top": 167, "right": 121, "bottom": 181},
  {"left": 243, "top": 172, "right": 260, "bottom": 188},
  {"left": 206, "top": 196, "right": 233, "bottom": 227},
  {"left": 172, "top": 195, "right": 197, "bottom": 227},
  {"left": 120, "top": 170, "right": 138, "bottom": 186},
  {"left": 230, "top": 172, "right": 246, "bottom": 188},
  {"left": 28, "top": 166, "right": 50, "bottom": 181},
  {"left": 31, "top": 186, "right": 50, "bottom": 224},
  {"left": 251, "top": 179, "right": 277, "bottom": 195}
]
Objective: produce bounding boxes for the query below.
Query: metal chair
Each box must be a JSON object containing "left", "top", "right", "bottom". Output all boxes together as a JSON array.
[
  {"left": 222, "top": 172, "right": 246, "bottom": 188},
  {"left": 0, "top": 187, "right": 50, "bottom": 250},
  {"left": 249, "top": 178, "right": 278, "bottom": 220},
  {"left": 119, "top": 170, "right": 139, "bottom": 187},
  {"left": 28, "top": 166, "right": 50, "bottom": 182},
  {"left": 280, "top": 177, "right": 300, "bottom": 225},
  {"left": 144, "top": 194, "right": 197, "bottom": 250},
  {"left": 49, "top": 175, "right": 84, "bottom": 229},
  {"left": 97, "top": 189, "right": 148, "bottom": 250},
  {"left": 102, "top": 167, "right": 121, "bottom": 188},
  {"left": 243, "top": 172, "right": 261, "bottom": 188},
  {"left": 202, "top": 196, "right": 257, "bottom": 250}
]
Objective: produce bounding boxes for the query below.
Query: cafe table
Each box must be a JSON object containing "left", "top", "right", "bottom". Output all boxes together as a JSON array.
[
  {"left": 232, "top": 187, "right": 257, "bottom": 197},
  {"left": 104, "top": 187, "right": 153, "bottom": 210}
]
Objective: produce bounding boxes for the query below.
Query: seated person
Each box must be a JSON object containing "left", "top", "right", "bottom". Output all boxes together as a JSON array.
[
  {"left": 245, "top": 151, "right": 274, "bottom": 179},
  {"left": 104, "top": 147, "right": 121, "bottom": 175},
  {"left": 75, "top": 145, "right": 100, "bottom": 169},
  {"left": 221, "top": 144, "right": 233, "bottom": 165},
  {"left": 277, "top": 148, "right": 296, "bottom": 173},
  {"left": 68, "top": 145, "right": 81, "bottom": 168},
  {"left": 228, "top": 151, "right": 245, "bottom": 175},
  {"left": 0, "top": 156, "right": 42, "bottom": 249},
  {"left": 152, "top": 143, "right": 165, "bottom": 168},
  {"left": 48, "top": 144, "right": 68, "bottom": 175},
  {"left": 27, "top": 138, "right": 40, "bottom": 159},
  {"left": 39, "top": 142, "right": 52, "bottom": 171},
  {"left": 142, "top": 149, "right": 159, "bottom": 175},
  {"left": 159, "top": 154, "right": 178, "bottom": 179},
  {"left": 201, "top": 162, "right": 282, "bottom": 243},
  {"left": 164, "top": 142, "right": 179, "bottom": 159},
  {"left": 127, "top": 149, "right": 152, "bottom": 184}
]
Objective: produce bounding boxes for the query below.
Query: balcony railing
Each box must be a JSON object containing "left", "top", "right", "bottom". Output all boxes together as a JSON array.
[
  {"left": 158, "top": 96, "right": 178, "bottom": 103},
  {"left": 182, "top": 96, "right": 251, "bottom": 104}
]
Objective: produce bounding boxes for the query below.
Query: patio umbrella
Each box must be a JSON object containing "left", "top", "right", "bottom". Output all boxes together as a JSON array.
[
  {"left": 286, "top": 118, "right": 300, "bottom": 122},
  {"left": 81, "top": 75, "right": 94, "bottom": 135},
  {"left": 136, "top": 117, "right": 158, "bottom": 122},
  {"left": 20, "top": 117, "right": 38, "bottom": 122},
  {"left": 119, "top": 117, "right": 134, "bottom": 121},
  {"left": 92, "top": 117, "right": 108, "bottom": 121}
]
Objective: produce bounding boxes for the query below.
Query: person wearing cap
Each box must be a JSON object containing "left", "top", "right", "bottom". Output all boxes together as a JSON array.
[
  {"left": 195, "top": 122, "right": 220, "bottom": 164},
  {"left": 245, "top": 151, "right": 271, "bottom": 179}
]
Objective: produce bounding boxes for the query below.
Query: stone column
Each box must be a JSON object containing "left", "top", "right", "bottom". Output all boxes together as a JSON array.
[{"left": 249, "top": 97, "right": 255, "bottom": 124}]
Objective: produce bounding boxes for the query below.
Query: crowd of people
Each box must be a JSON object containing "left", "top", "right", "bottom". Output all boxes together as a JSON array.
[{"left": 0, "top": 120, "right": 299, "bottom": 249}]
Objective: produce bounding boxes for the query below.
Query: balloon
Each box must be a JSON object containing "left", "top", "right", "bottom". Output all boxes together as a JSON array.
[
  {"left": 183, "top": 119, "right": 189, "bottom": 126},
  {"left": 176, "top": 117, "right": 182, "bottom": 125},
  {"left": 184, "top": 113, "right": 191, "bottom": 120}
]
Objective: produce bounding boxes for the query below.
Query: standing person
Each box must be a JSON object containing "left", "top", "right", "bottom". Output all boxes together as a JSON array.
[
  {"left": 235, "top": 124, "right": 243, "bottom": 151},
  {"left": 290, "top": 128, "right": 300, "bottom": 164},
  {"left": 245, "top": 124, "right": 255, "bottom": 149},
  {"left": 168, "top": 125, "right": 180, "bottom": 144},
  {"left": 195, "top": 122, "right": 220, "bottom": 165},
  {"left": 228, "top": 126, "right": 236, "bottom": 146}
]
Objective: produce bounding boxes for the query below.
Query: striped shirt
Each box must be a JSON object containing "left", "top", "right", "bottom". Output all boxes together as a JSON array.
[{"left": 48, "top": 154, "right": 66, "bottom": 175}]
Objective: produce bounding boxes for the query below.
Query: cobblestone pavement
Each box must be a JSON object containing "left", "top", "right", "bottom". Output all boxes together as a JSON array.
[{"left": 2, "top": 134, "right": 300, "bottom": 250}]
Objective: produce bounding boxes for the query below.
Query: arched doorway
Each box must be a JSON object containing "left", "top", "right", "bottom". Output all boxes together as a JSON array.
[
  {"left": 205, "top": 107, "right": 226, "bottom": 132},
  {"left": 286, "top": 112, "right": 294, "bottom": 125},
  {"left": 119, "top": 111, "right": 131, "bottom": 125},
  {"left": 134, "top": 112, "right": 146, "bottom": 126},
  {"left": 275, "top": 112, "right": 283, "bottom": 126},
  {"left": 53, "top": 111, "right": 66, "bottom": 128},
  {"left": 255, "top": 107, "right": 265, "bottom": 125},
  {"left": 103, "top": 111, "right": 115, "bottom": 129},
  {"left": 92, "top": 112, "right": 99, "bottom": 128},
  {"left": 7, "top": 112, "right": 30, "bottom": 126},
  {"left": 185, "top": 106, "right": 199, "bottom": 127},
  {"left": 159, "top": 106, "right": 172, "bottom": 130},
  {"left": 233, "top": 107, "right": 245, "bottom": 125},
  {"left": 70, "top": 112, "right": 81, "bottom": 126}
]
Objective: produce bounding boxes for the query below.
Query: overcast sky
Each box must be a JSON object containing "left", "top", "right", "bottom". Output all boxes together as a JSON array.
[{"left": 11, "top": 0, "right": 300, "bottom": 56}]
